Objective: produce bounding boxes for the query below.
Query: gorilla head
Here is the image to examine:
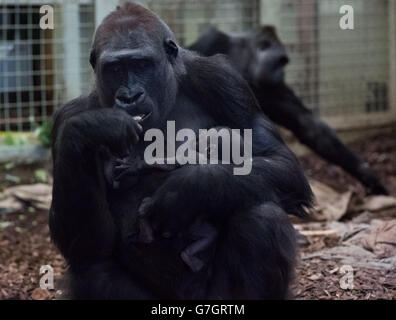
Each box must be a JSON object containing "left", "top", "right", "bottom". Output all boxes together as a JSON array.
[
  {"left": 189, "top": 25, "right": 289, "bottom": 86},
  {"left": 89, "top": 3, "right": 183, "bottom": 129},
  {"left": 246, "top": 26, "right": 289, "bottom": 85}
]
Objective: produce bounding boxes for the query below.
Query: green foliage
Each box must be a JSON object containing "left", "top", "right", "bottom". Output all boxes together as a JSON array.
[
  {"left": 4, "top": 162, "right": 15, "bottom": 170},
  {"left": 3, "top": 132, "right": 27, "bottom": 146},
  {"left": 34, "top": 169, "right": 48, "bottom": 183},
  {"left": 37, "top": 121, "right": 52, "bottom": 148}
]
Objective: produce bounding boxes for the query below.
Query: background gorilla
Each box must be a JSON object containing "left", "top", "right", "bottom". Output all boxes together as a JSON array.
[
  {"left": 189, "top": 26, "right": 388, "bottom": 195},
  {"left": 50, "top": 3, "right": 312, "bottom": 299}
]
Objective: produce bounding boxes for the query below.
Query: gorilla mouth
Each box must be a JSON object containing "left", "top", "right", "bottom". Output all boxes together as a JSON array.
[{"left": 132, "top": 112, "right": 152, "bottom": 122}]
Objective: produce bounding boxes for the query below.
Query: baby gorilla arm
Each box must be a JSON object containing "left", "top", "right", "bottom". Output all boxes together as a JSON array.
[
  {"left": 104, "top": 153, "right": 218, "bottom": 273},
  {"left": 139, "top": 197, "right": 218, "bottom": 272},
  {"left": 180, "top": 220, "right": 218, "bottom": 272}
]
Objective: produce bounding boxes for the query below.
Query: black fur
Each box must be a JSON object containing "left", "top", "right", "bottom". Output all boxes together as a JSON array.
[{"left": 50, "top": 3, "right": 312, "bottom": 299}]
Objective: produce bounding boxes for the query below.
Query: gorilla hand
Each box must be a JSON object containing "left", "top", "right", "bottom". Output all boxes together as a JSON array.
[
  {"left": 357, "top": 162, "right": 389, "bottom": 195},
  {"left": 138, "top": 196, "right": 217, "bottom": 273},
  {"left": 137, "top": 166, "right": 205, "bottom": 239},
  {"left": 63, "top": 108, "right": 142, "bottom": 158},
  {"left": 104, "top": 156, "right": 181, "bottom": 191}
]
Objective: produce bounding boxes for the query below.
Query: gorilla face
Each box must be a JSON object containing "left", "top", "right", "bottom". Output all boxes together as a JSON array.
[
  {"left": 91, "top": 27, "right": 180, "bottom": 130},
  {"left": 229, "top": 26, "right": 289, "bottom": 86},
  {"left": 249, "top": 26, "right": 289, "bottom": 85}
]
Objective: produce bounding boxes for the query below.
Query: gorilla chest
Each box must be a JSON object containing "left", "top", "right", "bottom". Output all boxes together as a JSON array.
[{"left": 166, "top": 99, "right": 217, "bottom": 141}]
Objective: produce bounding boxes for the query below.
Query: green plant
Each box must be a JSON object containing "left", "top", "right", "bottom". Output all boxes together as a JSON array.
[
  {"left": 34, "top": 169, "right": 48, "bottom": 183},
  {"left": 37, "top": 121, "right": 52, "bottom": 148},
  {"left": 3, "top": 132, "right": 27, "bottom": 146}
]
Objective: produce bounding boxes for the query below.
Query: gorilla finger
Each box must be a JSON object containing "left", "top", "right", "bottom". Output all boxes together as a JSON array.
[
  {"left": 135, "top": 121, "right": 143, "bottom": 134},
  {"left": 113, "top": 164, "right": 133, "bottom": 176},
  {"left": 114, "top": 158, "right": 129, "bottom": 165},
  {"left": 114, "top": 163, "right": 132, "bottom": 171},
  {"left": 138, "top": 197, "right": 153, "bottom": 216},
  {"left": 113, "top": 169, "right": 134, "bottom": 182},
  {"left": 129, "top": 122, "right": 143, "bottom": 142},
  {"left": 180, "top": 250, "right": 205, "bottom": 272},
  {"left": 138, "top": 218, "right": 154, "bottom": 243}
]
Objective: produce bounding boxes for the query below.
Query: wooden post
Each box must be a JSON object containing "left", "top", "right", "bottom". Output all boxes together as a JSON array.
[{"left": 62, "top": 2, "right": 81, "bottom": 100}]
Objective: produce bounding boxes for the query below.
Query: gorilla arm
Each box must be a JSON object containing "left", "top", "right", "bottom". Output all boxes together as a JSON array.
[
  {"left": 50, "top": 98, "right": 141, "bottom": 267},
  {"left": 256, "top": 83, "right": 388, "bottom": 195}
]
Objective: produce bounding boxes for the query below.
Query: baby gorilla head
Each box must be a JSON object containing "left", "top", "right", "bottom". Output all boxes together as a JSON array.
[{"left": 193, "top": 127, "right": 246, "bottom": 165}]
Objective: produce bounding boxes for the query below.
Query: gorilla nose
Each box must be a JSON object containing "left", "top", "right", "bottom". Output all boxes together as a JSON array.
[
  {"left": 116, "top": 90, "right": 144, "bottom": 106},
  {"left": 278, "top": 55, "right": 289, "bottom": 67}
]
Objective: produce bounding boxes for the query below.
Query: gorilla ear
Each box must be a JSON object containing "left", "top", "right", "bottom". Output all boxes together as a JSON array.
[
  {"left": 164, "top": 39, "right": 178, "bottom": 60},
  {"left": 89, "top": 49, "right": 96, "bottom": 70}
]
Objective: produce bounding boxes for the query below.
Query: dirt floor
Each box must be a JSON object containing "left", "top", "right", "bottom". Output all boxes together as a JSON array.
[
  {"left": 0, "top": 129, "right": 395, "bottom": 300},
  {"left": 295, "top": 129, "right": 396, "bottom": 300}
]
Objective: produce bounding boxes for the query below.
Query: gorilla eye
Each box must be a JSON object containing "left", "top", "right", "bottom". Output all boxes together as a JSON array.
[
  {"left": 112, "top": 65, "right": 121, "bottom": 74},
  {"left": 132, "top": 59, "right": 151, "bottom": 71},
  {"left": 164, "top": 39, "right": 178, "bottom": 58},
  {"left": 103, "top": 62, "right": 122, "bottom": 75},
  {"left": 257, "top": 40, "right": 271, "bottom": 50}
]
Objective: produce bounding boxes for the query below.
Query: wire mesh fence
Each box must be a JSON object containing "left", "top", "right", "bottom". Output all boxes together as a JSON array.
[
  {"left": 0, "top": 0, "right": 395, "bottom": 132},
  {"left": 140, "top": 0, "right": 260, "bottom": 46},
  {"left": 146, "top": 0, "right": 393, "bottom": 118},
  {"left": 0, "top": 0, "right": 94, "bottom": 132},
  {"left": 269, "top": 0, "right": 391, "bottom": 117}
]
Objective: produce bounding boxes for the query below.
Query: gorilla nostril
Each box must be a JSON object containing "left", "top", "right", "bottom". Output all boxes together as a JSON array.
[
  {"left": 278, "top": 56, "right": 289, "bottom": 66},
  {"left": 117, "top": 95, "right": 132, "bottom": 105},
  {"left": 117, "top": 91, "right": 144, "bottom": 106},
  {"left": 132, "top": 91, "right": 144, "bottom": 103}
]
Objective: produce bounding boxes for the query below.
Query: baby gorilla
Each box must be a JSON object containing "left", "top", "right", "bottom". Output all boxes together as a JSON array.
[{"left": 104, "top": 127, "right": 245, "bottom": 272}]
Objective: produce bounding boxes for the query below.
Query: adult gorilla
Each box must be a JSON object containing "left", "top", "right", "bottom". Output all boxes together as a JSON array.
[
  {"left": 189, "top": 26, "right": 388, "bottom": 195},
  {"left": 50, "top": 3, "right": 312, "bottom": 299}
]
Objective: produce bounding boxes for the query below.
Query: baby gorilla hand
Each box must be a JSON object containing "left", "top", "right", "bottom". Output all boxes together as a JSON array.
[
  {"left": 112, "top": 157, "right": 181, "bottom": 190},
  {"left": 137, "top": 197, "right": 155, "bottom": 243},
  {"left": 137, "top": 190, "right": 186, "bottom": 239},
  {"left": 180, "top": 221, "right": 218, "bottom": 272},
  {"left": 137, "top": 165, "right": 209, "bottom": 238},
  {"left": 138, "top": 197, "right": 217, "bottom": 273},
  {"left": 111, "top": 157, "right": 147, "bottom": 189}
]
